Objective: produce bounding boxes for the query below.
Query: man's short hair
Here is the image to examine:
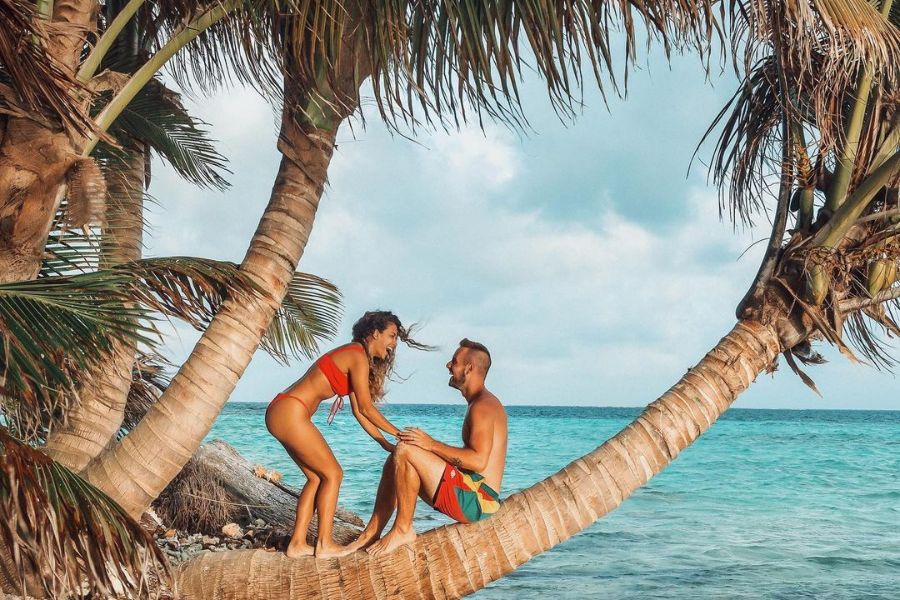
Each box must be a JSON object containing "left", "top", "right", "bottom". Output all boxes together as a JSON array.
[{"left": 459, "top": 338, "right": 491, "bottom": 375}]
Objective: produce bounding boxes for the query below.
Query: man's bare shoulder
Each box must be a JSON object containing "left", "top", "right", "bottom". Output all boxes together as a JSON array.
[{"left": 470, "top": 391, "right": 507, "bottom": 420}]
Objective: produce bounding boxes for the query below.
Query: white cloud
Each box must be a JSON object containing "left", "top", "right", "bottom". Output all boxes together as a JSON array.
[{"left": 145, "top": 83, "right": 899, "bottom": 410}]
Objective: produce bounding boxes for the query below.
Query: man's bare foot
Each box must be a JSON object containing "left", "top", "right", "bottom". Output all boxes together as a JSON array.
[
  {"left": 366, "top": 528, "right": 416, "bottom": 557},
  {"left": 314, "top": 542, "right": 352, "bottom": 559},
  {"left": 344, "top": 531, "right": 380, "bottom": 553},
  {"left": 285, "top": 541, "right": 315, "bottom": 558}
]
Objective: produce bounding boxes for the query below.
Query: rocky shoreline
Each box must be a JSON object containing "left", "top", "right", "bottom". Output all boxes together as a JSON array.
[{"left": 151, "top": 516, "right": 289, "bottom": 566}]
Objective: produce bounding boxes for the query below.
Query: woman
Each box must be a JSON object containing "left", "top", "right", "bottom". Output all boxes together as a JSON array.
[{"left": 265, "top": 310, "right": 428, "bottom": 558}]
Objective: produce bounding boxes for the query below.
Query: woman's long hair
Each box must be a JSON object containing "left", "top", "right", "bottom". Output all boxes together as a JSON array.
[{"left": 351, "top": 311, "right": 432, "bottom": 402}]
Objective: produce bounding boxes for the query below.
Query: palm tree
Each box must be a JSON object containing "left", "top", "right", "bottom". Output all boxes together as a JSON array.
[
  {"left": 5, "top": 1, "right": 900, "bottom": 598},
  {"left": 173, "top": 1, "right": 900, "bottom": 598},
  {"left": 0, "top": 0, "right": 247, "bottom": 284}
]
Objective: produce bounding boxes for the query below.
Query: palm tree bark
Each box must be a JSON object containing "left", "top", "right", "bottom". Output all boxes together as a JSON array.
[
  {"left": 0, "top": 0, "right": 97, "bottom": 283},
  {"left": 81, "top": 86, "right": 355, "bottom": 517},
  {"left": 174, "top": 319, "right": 793, "bottom": 599},
  {"left": 43, "top": 151, "right": 146, "bottom": 471}
]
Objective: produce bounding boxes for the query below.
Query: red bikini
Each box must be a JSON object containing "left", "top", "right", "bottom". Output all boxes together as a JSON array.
[{"left": 269, "top": 344, "right": 365, "bottom": 424}]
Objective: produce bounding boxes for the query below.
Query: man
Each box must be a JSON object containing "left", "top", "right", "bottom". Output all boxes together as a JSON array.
[{"left": 346, "top": 339, "right": 508, "bottom": 556}]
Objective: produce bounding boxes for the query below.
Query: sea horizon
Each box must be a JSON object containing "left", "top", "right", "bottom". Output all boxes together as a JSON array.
[
  {"left": 210, "top": 403, "right": 900, "bottom": 598},
  {"left": 226, "top": 400, "right": 900, "bottom": 413}
]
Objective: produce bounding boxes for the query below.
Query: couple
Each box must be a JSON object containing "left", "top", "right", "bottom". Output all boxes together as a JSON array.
[{"left": 265, "top": 310, "right": 508, "bottom": 559}]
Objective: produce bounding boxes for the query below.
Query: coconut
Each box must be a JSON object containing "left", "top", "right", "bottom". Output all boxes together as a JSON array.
[
  {"left": 866, "top": 259, "right": 897, "bottom": 297},
  {"left": 804, "top": 264, "right": 829, "bottom": 305}
]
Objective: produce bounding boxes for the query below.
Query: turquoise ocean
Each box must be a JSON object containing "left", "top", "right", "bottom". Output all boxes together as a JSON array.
[{"left": 209, "top": 404, "right": 900, "bottom": 598}]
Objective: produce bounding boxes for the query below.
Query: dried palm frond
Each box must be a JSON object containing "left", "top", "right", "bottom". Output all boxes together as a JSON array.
[
  {"left": 66, "top": 156, "right": 108, "bottom": 228},
  {"left": 154, "top": 454, "right": 234, "bottom": 535},
  {"left": 0, "top": 0, "right": 93, "bottom": 134},
  {"left": 0, "top": 427, "right": 170, "bottom": 598},
  {"left": 121, "top": 352, "right": 172, "bottom": 436},
  {"left": 729, "top": 0, "right": 900, "bottom": 97},
  {"left": 159, "top": 0, "right": 723, "bottom": 130}
]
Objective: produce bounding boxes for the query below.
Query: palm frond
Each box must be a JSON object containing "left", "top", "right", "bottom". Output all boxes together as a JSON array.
[
  {"left": 160, "top": 0, "right": 723, "bottom": 130},
  {"left": 703, "top": 55, "right": 785, "bottom": 225},
  {"left": 262, "top": 271, "right": 343, "bottom": 364},
  {"left": 109, "top": 79, "right": 231, "bottom": 190},
  {"left": 0, "top": 275, "right": 155, "bottom": 441},
  {"left": 121, "top": 353, "right": 172, "bottom": 436},
  {"left": 0, "top": 427, "right": 169, "bottom": 598},
  {"left": 0, "top": 0, "right": 93, "bottom": 134}
]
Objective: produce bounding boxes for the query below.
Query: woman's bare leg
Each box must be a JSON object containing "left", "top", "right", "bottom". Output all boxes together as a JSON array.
[
  {"left": 283, "top": 457, "right": 319, "bottom": 557},
  {"left": 266, "top": 399, "right": 345, "bottom": 558}
]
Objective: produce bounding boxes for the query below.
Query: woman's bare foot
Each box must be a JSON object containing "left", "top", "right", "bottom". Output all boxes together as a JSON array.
[
  {"left": 366, "top": 528, "right": 416, "bottom": 557},
  {"left": 285, "top": 540, "right": 315, "bottom": 558}
]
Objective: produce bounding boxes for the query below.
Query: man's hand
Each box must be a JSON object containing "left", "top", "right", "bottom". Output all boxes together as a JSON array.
[{"left": 398, "top": 427, "right": 434, "bottom": 452}]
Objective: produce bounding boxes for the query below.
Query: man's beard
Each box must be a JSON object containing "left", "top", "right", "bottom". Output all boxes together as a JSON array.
[{"left": 448, "top": 373, "right": 465, "bottom": 389}]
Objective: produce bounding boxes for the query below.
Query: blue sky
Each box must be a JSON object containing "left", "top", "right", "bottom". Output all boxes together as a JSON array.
[{"left": 147, "top": 46, "right": 898, "bottom": 410}]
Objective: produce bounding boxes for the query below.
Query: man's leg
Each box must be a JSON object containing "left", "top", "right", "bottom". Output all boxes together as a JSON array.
[
  {"left": 367, "top": 442, "right": 446, "bottom": 556},
  {"left": 345, "top": 454, "right": 397, "bottom": 552}
]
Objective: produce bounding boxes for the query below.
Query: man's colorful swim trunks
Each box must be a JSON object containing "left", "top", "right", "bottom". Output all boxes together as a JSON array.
[{"left": 433, "top": 462, "right": 500, "bottom": 523}]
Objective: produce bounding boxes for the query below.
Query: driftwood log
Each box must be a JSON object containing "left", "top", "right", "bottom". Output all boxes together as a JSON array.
[{"left": 164, "top": 440, "right": 364, "bottom": 544}]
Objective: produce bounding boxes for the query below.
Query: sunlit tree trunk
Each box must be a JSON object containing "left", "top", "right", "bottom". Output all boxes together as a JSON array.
[
  {"left": 82, "top": 84, "right": 357, "bottom": 516},
  {"left": 44, "top": 151, "right": 146, "bottom": 471},
  {"left": 175, "top": 320, "right": 792, "bottom": 599},
  {"left": 0, "top": 0, "right": 96, "bottom": 283}
]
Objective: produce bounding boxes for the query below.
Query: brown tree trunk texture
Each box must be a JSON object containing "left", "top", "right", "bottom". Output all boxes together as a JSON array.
[
  {"left": 186, "top": 440, "right": 364, "bottom": 543},
  {"left": 0, "top": 118, "right": 74, "bottom": 283},
  {"left": 43, "top": 151, "right": 146, "bottom": 471},
  {"left": 174, "top": 320, "right": 783, "bottom": 599},
  {"left": 82, "top": 104, "right": 348, "bottom": 517},
  {"left": 0, "top": 0, "right": 97, "bottom": 284}
]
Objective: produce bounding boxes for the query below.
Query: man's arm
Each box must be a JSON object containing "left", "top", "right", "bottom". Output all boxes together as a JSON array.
[{"left": 399, "top": 404, "right": 494, "bottom": 472}]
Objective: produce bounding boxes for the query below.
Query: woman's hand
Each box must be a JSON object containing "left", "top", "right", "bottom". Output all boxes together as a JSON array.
[{"left": 398, "top": 427, "right": 434, "bottom": 452}]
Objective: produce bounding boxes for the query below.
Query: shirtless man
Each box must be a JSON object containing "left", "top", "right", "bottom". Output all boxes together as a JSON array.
[{"left": 347, "top": 339, "right": 508, "bottom": 556}]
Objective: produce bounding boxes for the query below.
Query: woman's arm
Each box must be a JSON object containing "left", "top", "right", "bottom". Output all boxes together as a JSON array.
[
  {"left": 348, "top": 357, "right": 401, "bottom": 437},
  {"left": 349, "top": 393, "right": 395, "bottom": 452}
]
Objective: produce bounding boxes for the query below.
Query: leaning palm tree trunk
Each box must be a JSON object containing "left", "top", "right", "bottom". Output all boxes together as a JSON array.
[
  {"left": 174, "top": 319, "right": 788, "bottom": 599},
  {"left": 44, "top": 151, "right": 146, "bottom": 471},
  {"left": 81, "top": 92, "right": 352, "bottom": 517}
]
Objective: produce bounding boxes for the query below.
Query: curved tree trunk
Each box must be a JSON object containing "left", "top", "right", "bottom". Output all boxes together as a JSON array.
[
  {"left": 44, "top": 151, "right": 146, "bottom": 471},
  {"left": 81, "top": 96, "right": 352, "bottom": 517},
  {"left": 175, "top": 320, "right": 784, "bottom": 599}
]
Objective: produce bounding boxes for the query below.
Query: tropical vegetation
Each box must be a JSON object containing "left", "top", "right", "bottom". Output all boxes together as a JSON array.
[{"left": 1, "top": 0, "right": 899, "bottom": 598}]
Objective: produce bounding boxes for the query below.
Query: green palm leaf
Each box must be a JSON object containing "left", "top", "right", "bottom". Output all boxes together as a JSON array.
[
  {"left": 0, "top": 274, "right": 155, "bottom": 441},
  {"left": 108, "top": 79, "right": 231, "bottom": 190},
  {"left": 262, "top": 271, "right": 343, "bottom": 364},
  {"left": 0, "top": 427, "right": 170, "bottom": 598}
]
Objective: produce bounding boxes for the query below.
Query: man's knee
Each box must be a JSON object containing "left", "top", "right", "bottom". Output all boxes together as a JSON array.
[{"left": 394, "top": 441, "right": 419, "bottom": 462}]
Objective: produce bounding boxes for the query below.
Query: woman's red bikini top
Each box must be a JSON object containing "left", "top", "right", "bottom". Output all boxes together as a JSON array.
[{"left": 316, "top": 344, "right": 365, "bottom": 423}]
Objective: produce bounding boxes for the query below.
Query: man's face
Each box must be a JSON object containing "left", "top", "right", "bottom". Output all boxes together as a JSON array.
[{"left": 446, "top": 348, "right": 468, "bottom": 390}]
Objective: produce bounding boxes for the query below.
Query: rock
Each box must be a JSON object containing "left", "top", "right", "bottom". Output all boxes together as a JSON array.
[
  {"left": 253, "top": 518, "right": 265, "bottom": 528},
  {"left": 163, "top": 529, "right": 177, "bottom": 539},
  {"left": 201, "top": 536, "right": 220, "bottom": 546},
  {"left": 221, "top": 523, "right": 242, "bottom": 539}
]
